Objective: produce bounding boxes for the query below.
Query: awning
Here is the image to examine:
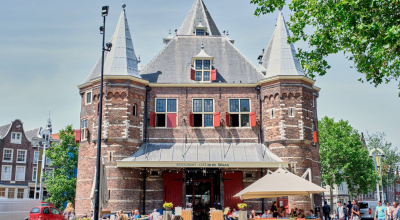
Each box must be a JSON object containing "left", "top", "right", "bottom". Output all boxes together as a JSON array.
[
  {"left": 234, "top": 167, "right": 325, "bottom": 199},
  {"left": 117, "top": 143, "right": 287, "bottom": 168}
]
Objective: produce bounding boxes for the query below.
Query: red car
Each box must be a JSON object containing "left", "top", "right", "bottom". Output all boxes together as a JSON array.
[{"left": 29, "top": 205, "right": 63, "bottom": 220}]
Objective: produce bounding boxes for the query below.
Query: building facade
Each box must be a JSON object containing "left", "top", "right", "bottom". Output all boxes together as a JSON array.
[
  {"left": 0, "top": 118, "right": 57, "bottom": 199},
  {"left": 76, "top": 1, "right": 321, "bottom": 217}
]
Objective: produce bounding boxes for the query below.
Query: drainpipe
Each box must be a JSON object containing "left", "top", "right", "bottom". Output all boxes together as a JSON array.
[
  {"left": 261, "top": 168, "right": 264, "bottom": 212},
  {"left": 144, "top": 86, "right": 151, "bottom": 143},
  {"left": 255, "top": 85, "right": 262, "bottom": 143},
  {"left": 142, "top": 167, "right": 147, "bottom": 214}
]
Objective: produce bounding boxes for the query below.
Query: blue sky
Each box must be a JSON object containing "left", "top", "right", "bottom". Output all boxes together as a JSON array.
[{"left": 0, "top": 0, "right": 399, "bottom": 147}]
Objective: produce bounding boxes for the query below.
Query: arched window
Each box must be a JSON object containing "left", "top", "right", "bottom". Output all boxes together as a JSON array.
[{"left": 133, "top": 104, "right": 137, "bottom": 116}]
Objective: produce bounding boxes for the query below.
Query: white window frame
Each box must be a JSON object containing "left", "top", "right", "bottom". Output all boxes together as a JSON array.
[
  {"left": 81, "top": 119, "right": 88, "bottom": 141},
  {"left": 85, "top": 91, "right": 92, "bottom": 105},
  {"left": 16, "top": 150, "right": 27, "bottom": 163},
  {"left": 44, "top": 168, "right": 54, "bottom": 181},
  {"left": 1, "top": 165, "right": 12, "bottom": 181},
  {"left": 33, "top": 151, "right": 39, "bottom": 164},
  {"left": 3, "top": 148, "right": 13, "bottom": 162},
  {"left": 270, "top": 108, "right": 276, "bottom": 119},
  {"left": 32, "top": 167, "right": 37, "bottom": 181},
  {"left": 155, "top": 98, "right": 178, "bottom": 128},
  {"left": 288, "top": 107, "right": 295, "bottom": 117},
  {"left": 15, "top": 166, "right": 26, "bottom": 181},
  {"left": 46, "top": 157, "right": 52, "bottom": 166},
  {"left": 10, "top": 132, "right": 22, "bottom": 144},
  {"left": 192, "top": 98, "right": 215, "bottom": 127},
  {"left": 194, "top": 59, "right": 212, "bottom": 82},
  {"left": 228, "top": 98, "right": 251, "bottom": 127}
]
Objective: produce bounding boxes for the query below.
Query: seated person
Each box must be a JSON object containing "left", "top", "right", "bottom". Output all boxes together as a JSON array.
[
  {"left": 262, "top": 210, "right": 273, "bottom": 218},
  {"left": 279, "top": 207, "right": 286, "bottom": 217},
  {"left": 151, "top": 209, "right": 160, "bottom": 220},
  {"left": 290, "top": 209, "right": 297, "bottom": 218},
  {"left": 306, "top": 210, "right": 315, "bottom": 219},
  {"left": 251, "top": 210, "right": 257, "bottom": 219},
  {"left": 297, "top": 209, "right": 306, "bottom": 218}
]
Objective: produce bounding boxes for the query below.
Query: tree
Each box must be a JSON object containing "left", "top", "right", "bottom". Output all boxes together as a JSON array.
[
  {"left": 365, "top": 132, "right": 400, "bottom": 187},
  {"left": 318, "top": 116, "right": 378, "bottom": 212},
  {"left": 251, "top": 0, "right": 400, "bottom": 96},
  {"left": 44, "top": 125, "right": 79, "bottom": 210}
]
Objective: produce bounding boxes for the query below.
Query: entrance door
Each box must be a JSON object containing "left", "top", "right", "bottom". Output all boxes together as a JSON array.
[
  {"left": 277, "top": 196, "right": 289, "bottom": 213},
  {"left": 193, "top": 180, "right": 213, "bottom": 220},
  {"left": 163, "top": 172, "right": 183, "bottom": 207},
  {"left": 223, "top": 172, "right": 242, "bottom": 210}
]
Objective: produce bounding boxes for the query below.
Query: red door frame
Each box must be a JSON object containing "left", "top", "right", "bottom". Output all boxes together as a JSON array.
[
  {"left": 277, "top": 197, "right": 289, "bottom": 214},
  {"left": 193, "top": 179, "right": 214, "bottom": 210}
]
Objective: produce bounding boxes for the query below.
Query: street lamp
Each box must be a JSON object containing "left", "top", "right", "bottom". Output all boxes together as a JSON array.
[
  {"left": 94, "top": 5, "right": 112, "bottom": 220},
  {"left": 369, "top": 148, "right": 385, "bottom": 202}
]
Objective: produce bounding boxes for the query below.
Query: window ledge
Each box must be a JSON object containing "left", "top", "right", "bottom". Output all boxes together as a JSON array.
[
  {"left": 10, "top": 141, "right": 21, "bottom": 144},
  {"left": 2, "top": 160, "right": 12, "bottom": 163}
]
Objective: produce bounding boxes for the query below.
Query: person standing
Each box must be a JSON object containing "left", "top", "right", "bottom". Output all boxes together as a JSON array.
[
  {"left": 389, "top": 202, "right": 399, "bottom": 220},
  {"left": 375, "top": 201, "right": 387, "bottom": 220},
  {"left": 337, "top": 201, "right": 348, "bottom": 220},
  {"left": 347, "top": 201, "right": 353, "bottom": 217},
  {"left": 323, "top": 201, "right": 331, "bottom": 220},
  {"left": 350, "top": 200, "right": 360, "bottom": 220},
  {"left": 63, "top": 203, "right": 76, "bottom": 220},
  {"left": 271, "top": 201, "right": 278, "bottom": 217}
]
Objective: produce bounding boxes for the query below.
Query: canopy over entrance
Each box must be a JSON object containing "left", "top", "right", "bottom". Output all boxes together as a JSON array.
[
  {"left": 117, "top": 143, "right": 288, "bottom": 168},
  {"left": 234, "top": 167, "right": 325, "bottom": 199}
]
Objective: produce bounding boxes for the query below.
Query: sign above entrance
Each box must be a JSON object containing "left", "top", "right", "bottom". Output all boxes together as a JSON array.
[{"left": 117, "top": 161, "right": 289, "bottom": 168}]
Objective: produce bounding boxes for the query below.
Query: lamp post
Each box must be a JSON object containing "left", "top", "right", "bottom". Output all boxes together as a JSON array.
[
  {"left": 94, "top": 5, "right": 112, "bottom": 220},
  {"left": 369, "top": 148, "right": 385, "bottom": 202}
]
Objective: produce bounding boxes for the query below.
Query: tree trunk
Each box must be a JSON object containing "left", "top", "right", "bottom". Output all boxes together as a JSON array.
[{"left": 330, "top": 186, "right": 334, "bottom": 215}]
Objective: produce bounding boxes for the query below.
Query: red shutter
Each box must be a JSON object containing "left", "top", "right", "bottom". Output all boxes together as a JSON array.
[
  {"left": 191, "top": 68, "right": 195, "bottom": 80},
  {"left": 167, "top": 113, "right": 176, "bottom": 128},
  {"left": 189, "top": 112, "right": 193, "bottom": 127},
  {"left": 225, "top": 112, "right": 230, "bottom": 127},
  {"left": 250, "top": 111, "right": 256, "bottom": 127},
  {"left": 313, "top": 131, "right": 317, "bottom": 143},
  {"left": 163, "top": 172, "right": 183, "bottom": 207},
  {"left": 150, "top": 111, "right": 156, "bottom": 127},
  {"left": 213, "top": 112, "right": 220, "bottom": 127},
  {"left": 211, "top": 69, "right": 217, "bottom": 81},
  {"left": 223, "top": 172, "right": 242, "bottom": 210}
]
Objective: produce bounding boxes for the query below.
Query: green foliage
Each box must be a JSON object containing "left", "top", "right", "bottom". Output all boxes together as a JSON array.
[
  {"left": 318, "top": 116, "right": 378, "bottom": 197},
  {"left": 251, "top": 0, "right": 400, "bottom": 96},
  {"left": 365, "top": 132, "right": 400, "bottom": 187},
  {"left": 44, "top": 125, "right": 79, "bottom": 210}
]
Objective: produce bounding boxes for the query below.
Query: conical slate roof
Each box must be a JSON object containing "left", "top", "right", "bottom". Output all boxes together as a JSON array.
[
  {"left": 84, "top": 4, "right": 140, "bottom": 83},
  {"left": 261, "top": 11, "right": 304, "bottom": 77},
  {"left": 177, "top": 0, "right": 221, "bottom": 36}
]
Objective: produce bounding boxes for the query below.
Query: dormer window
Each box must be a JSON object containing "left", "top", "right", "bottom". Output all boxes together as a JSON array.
[
  {"left": 190, "top": 43, "right": 216, "bottom": 82},
  {"left": 196, "top": 29, "right": 205, "bottom": 36},
  {"left": 195, "top": 59, "right": 211, "bottom": 81}
]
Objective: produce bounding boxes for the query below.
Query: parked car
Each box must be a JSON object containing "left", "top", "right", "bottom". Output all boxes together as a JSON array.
[
  {"left": 359, "top": 201, "right": 378, "bottom": 220},
  {"left": 29, "top": 205, "right": 63, "bottom": 220}
]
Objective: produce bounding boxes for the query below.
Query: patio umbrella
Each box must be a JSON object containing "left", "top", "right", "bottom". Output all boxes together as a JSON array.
[
  {"left": 90, "top": 157, "right": 109, "bottom": 215},
  {"left": 234, "top": 167, "right": 325, "bottom": 199}
]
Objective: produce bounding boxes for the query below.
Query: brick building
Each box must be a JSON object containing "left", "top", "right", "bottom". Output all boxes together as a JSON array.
[
  {"left": 76, "top": 1, "right": 321, "bottom": 217},
  {"left": 0, "top": 118, "right": 58, "bottom": 199}
]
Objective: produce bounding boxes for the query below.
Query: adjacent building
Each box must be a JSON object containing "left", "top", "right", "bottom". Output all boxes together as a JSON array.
[
  {"left": 76, "top": 1, "right": 321, "bottom": 217},
  {"left": 0, "top": 119, "right": 58, "bottom": 199}
]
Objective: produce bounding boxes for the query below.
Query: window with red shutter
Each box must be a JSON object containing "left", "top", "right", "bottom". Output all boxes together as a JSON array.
[
  {"left": 167, "top": 113, "right": 176, "bottom": 128},
  {"left": 189, "top": 112, "right": 193, "bottom": 127},
  {"left": 250, "top": 111, "right": 256, "bottom": 127},
  {"left": 225, "top": 112, "right": 230, "bottom": 127},
  {"left": 213, "top": 112, "right": 220, "bottom": 127},
  {"left": 228, "top": 99, "right": 251, "bottom": 127},
  {"left": 190, "top": 68, "right": 195, "bottom": 81},
  {"left": 211, "top": 69, "right": 217, "bottom": 81},
  {"left": 150, "top": 112, "right": 156, "bottom": 127}
]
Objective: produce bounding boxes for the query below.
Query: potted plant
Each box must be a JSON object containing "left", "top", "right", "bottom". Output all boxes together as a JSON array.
[
  {"left": 163, "top": 202, "right": 174, "bottom": 211},
  {"left": 238, "top": 203, "right": 247, "bottom": 211}
]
